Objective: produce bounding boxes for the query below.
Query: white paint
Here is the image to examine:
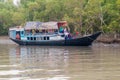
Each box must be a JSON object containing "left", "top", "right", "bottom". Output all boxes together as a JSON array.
[{"left": 50, "top": 36, "right": 64, "bottom": 40}]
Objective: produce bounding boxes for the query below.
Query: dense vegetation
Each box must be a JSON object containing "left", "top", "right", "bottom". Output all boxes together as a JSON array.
[{"left": 0, "top": 0, "right": 120, "bottom": 35}]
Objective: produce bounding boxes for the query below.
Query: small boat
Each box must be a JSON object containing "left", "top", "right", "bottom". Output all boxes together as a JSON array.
[{"left": 9, "top": 21, "right": 101, "bottom": 46}]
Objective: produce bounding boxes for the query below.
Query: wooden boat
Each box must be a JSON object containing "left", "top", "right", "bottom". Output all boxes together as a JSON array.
[{"left": 9, "top": 21, "right": 101, "bottom": 46}]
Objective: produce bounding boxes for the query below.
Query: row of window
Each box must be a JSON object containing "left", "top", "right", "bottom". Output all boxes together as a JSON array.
[{"left": 27, "top": 37, "right": 50, "bottom": 41}]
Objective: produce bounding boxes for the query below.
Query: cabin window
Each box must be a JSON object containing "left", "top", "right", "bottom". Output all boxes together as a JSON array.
[
  {"left": 61, "top": 35, "right": 65, "bottom": 37},
  {"left": 44, "top": 37, "right": 46, "bottom": 40},
  {"left": 27, "top": 37, "right": 29, "bottom": 40},
  {"left": 27, "top": 37, "right": 36, "bottom": 40},
  {"left": 34, "top": 37, "right": 36, "bottom": 40},
  {"left": 47, "top": 37, "right": 49, "bottom": 40},
  {"left": 35, "top": 37, "right": 49, "bottom": 40},
  {"left": 31, "top": 37, "right": 33, "bottom": 40}
]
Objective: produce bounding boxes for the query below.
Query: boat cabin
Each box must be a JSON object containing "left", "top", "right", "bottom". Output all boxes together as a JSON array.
[
  {"left": 9, "top": 27, "right": 24, "bottom": 40},
  {"left": 9, "top": 21, "right": 69, "bottom": 41}
]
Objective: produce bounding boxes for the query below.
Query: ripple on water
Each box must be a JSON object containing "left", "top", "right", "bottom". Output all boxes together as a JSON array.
[{"left": 0, "top": 43, "right": 120, "bottom": 80}]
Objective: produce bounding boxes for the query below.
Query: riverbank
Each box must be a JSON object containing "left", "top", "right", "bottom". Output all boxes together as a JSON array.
[
  {"left": 0, "top": 36, "right": 9, "bottom": 39},
  {"left": 96, "top": 34, "right": 120, "bottom": 44}
]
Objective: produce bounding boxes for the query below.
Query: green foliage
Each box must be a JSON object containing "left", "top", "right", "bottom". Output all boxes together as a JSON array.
[
  {"left": 0, "top": 0, "right": 120, "bottom": 35},
  {"left": 0, "top": 2, "right": 13, "bottom": 35}
]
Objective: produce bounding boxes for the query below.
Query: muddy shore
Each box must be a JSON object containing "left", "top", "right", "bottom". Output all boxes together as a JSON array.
[{"left": 96, "top": 34, "right": 120, "bottom": 44}]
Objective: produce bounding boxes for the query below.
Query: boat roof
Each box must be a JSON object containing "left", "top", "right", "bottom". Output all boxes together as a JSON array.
[
  {"left": 24, "top": 21, "right": 58, "bottom": 30},
  {"left": 9, "top": 26, "right": 24, "bottom": 31},
  {"left": 24, "top": 21, "right": 42, "bottom": 30},
  {"left": 41, "top": 22, "right": 58, "bottom": 29}
]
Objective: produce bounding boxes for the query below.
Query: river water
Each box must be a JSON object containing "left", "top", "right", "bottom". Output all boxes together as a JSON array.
[{"left": 0, "top": 41, "right": 120, "bottom": 80}]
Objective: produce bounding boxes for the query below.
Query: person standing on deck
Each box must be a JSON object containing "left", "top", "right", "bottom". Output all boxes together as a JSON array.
[
  {"left": 16, "top": 33, "right": 20, "bottom": 40},
  {"left": 64, "top": 28, "right": 69, "bottom": 39},
  {"left": 59, "top": 26, "right": 64, "bottom": 33}
]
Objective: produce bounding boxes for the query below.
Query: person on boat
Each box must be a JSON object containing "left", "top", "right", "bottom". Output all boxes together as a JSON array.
[
  {"left": 54, "top": 29, "right": 58, "bottom": 34},
  {"left": 35, "top": 29, "right": 39, "bottom": 33},
  {"left": 76, "top": 31, "right": 79, "bottom": 35},
  {"left": 32, "top": 29, "right": 36, "bottom": 35},
  {"left": 16, "top": 33, "right": 20, "bottom": 40},
  {"left": 68, "top": 33, "right": 72, "bottom": 39},
  {"left": 64, "top": 28, "right": 69, "bottom": 39},
  {"left": 59, "top": 26, "right": 64, "bottom": 33}
]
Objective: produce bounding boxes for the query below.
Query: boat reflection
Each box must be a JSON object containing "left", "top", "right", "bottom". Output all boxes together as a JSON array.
[
  {"left": 6, "top": 44, "right": 120, "bottom": 80},
  {"left": 8, "top": 46, "right": 97, "bottom": 79},
  {"left": 9, "top": 46, "right": 93, "bottom": 69}
]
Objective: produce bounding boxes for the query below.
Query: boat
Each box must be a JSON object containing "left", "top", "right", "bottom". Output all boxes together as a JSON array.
[{"left": 9, "top": 21, "right": 102, "bottom": 46}]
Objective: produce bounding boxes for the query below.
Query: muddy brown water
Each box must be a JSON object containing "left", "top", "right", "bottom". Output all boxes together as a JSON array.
[{"left": 0, "top": 38, "right": 120, "bottom": 80}]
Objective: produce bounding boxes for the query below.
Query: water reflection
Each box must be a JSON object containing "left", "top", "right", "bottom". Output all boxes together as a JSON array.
[
  {"left": 1, "top": 44, "right": 120, "bottom": 80},
  {"left": 8, "top": 45, "right": 93, "bottom": 79},
  {"left": 9, "top": 46, "right": 93, "bottom": 68}
]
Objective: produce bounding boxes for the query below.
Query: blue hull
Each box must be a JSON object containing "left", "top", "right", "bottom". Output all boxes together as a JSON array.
[{"left": 10, "top": 32, "right": 102, "bottom": 46}]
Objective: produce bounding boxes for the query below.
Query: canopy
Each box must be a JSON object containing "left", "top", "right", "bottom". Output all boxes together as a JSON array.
[
  {"left": 24, "top": 21, "right": 42, "bottom": 30},
  {"left": 57, "top": 21, "right": 67, "bottom": 27},
  {"left": 24, "top": 21, "right": 58, "bottom": 30},
  {"left": 40, "top": 22, "right": 58, "bottom": 29}
]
